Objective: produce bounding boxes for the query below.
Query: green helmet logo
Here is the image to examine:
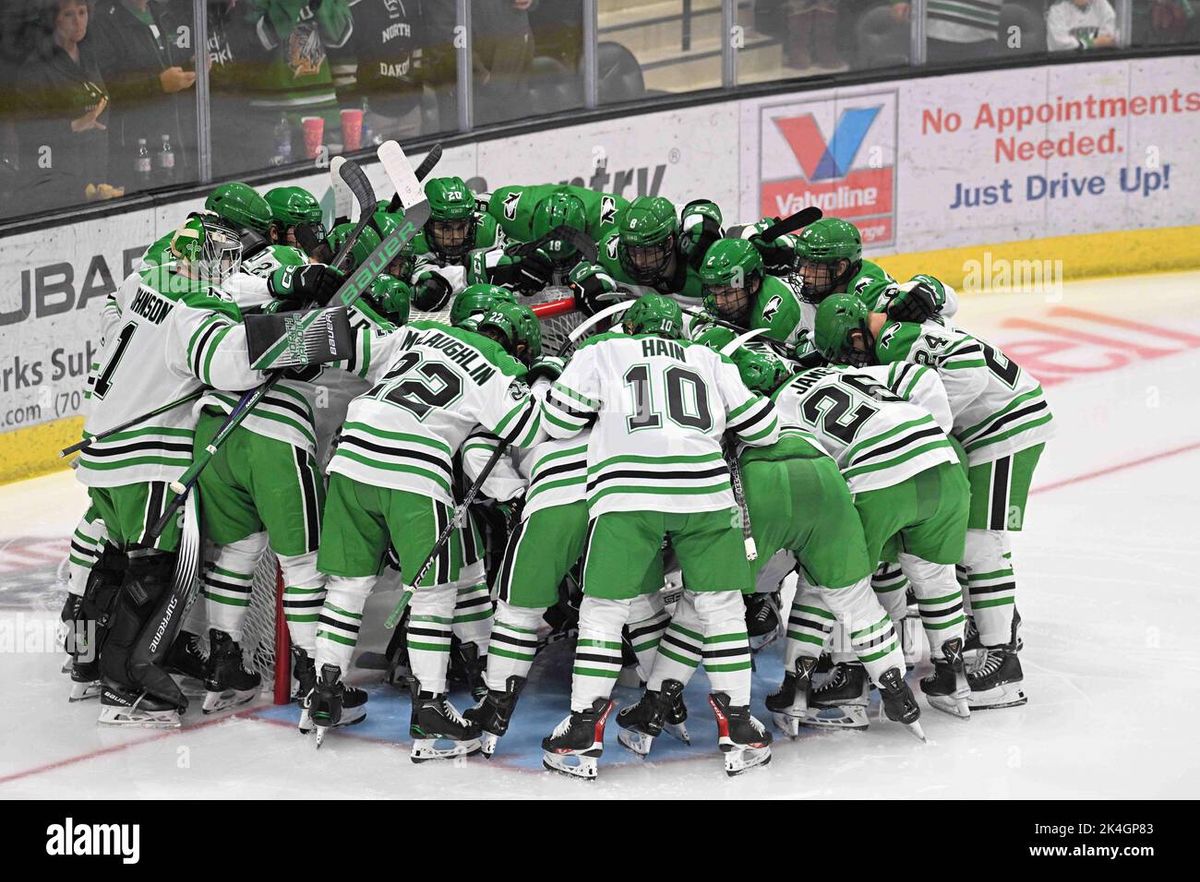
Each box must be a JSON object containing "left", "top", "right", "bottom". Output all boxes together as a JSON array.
[
  {"left": 328, "top": 222, "right": 382, "bottom": 273},
  {"left": 813, "top": 293, "right": 875, "bottom": 367},
  {"left": 795, "top": 218, "right": 863, "bottom": 304},
  {"left": 617, "top": 196, "right": 679, "bottom": 281},
  {"left": 700, "top": 238, "right": 764, "bottom": 324},
  {"left": 368, "top": 274, "right": 412, "bottom": 326},
  {"left": 732, "top": 347, "right": 791, "bottom": 396},
  {"left": 206, "top": 182, "right": 272, "bottom": 234},
  {"left": 450, "top": 283, "right": 515, "bottom": 328},
  {"left": 532, "top": 192, "right": 587, "bottom": 262},
  {"left": 424, "top": 177, "right": 477, "bottom": 259},
  {"left": 623, "top": 292, "right": 683, "bottom": 340}
]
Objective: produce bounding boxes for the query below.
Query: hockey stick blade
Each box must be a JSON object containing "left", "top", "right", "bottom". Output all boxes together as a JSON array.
[
  {"left": 330, "top": 156, "right": 353, "bottom": 223},
  {"left": 385, "top": 142, "right": 441, "bottom": 210},
  {"left": 760, "top": 206, "right": 823, "bottom": 242},
  {"left": 338, "top": 158, "right": 376, "bottom": 219},
  {"left": 719, "top": 327, "right": 769, "bottom": 356}
]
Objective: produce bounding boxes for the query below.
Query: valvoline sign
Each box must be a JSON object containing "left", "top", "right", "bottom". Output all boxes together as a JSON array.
[{"left": 757, "top": 90, "right": 898, "bottom": 246}]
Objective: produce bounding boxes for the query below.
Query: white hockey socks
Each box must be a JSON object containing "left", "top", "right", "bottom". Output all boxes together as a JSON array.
[
  {"left": 451, "top": 561, "right": 493, "bottom": 652},
  {"left": 315, "top": 574, "right": 375, "bottom": 673},
  {"left": 203, "top": 531, "right": 270, "bottom": 642},
  {"left": 692, "top": 590, "right": 752, "bottom": 706},
  {"left": 571, "top": 596, "right": 631, "bottom": 711},
  {"left": 626, "top": 591, "right": 670, "bottom": 679},
  {"left": 486, "top": 600, "right": 543, "bottom": 690},
  {"left": 277, "top": 550, "right": 325, "bottom": 655},
  {"left": 900, "top": 552, "right": 966, "bottom": 659},
  {"left": 961, "top": 529, "right": 1016, "bottom": 647},
  {"left": 407, "top": 582, "right": 457, "bottom": 694}
]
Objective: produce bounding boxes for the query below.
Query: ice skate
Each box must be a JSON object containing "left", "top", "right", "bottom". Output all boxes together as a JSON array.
[
  {"left": 68, "top": 659, "right": 102, "bottom": 702},
  {"left": 766, "top": 656, "right": 818, "bottom": 737},
  {"left": 877, "top": 667, "right": 926, "bottom": 742},
  {"left": 449, "top": 640, "right": 487, "bottom": 701},
  {"left": 708, "top": 692, "right": 772, "bottom": 776},
  {"left": 920, "top": 636, "right": 970, "bottom": 718},
  {"left": 615, "top": 678, "right": 679, "bottom": 756},
  {"left": 311, "top": 664, "right": 367, "bottom": 747},
  {"left": 292, "top": 647, "right": 317, "bottom": 734},
  {"left": 968, "top": 646, "right": 1027, "bottom": 710},
  {"left": 745, "top": 591, "right": 781, "bottom": 652},
  {"left": 97, "top": 682, "right": 182, "bottom": 729},
  {"left": 166, "top": 630, "right": 209, "bottom": 682},
  {"left": 410, "top": 690, "right": 482, "bottom": 762},
  {"left": 541, "top": 698, "right": 614, "bottom": 780},
  {"left": 802, "top": 661, "right": 870, "bottom": 730},
  {"left": 463, "top": 676, "right": 524, "bottom": 757},
  {"left": 201, "top": 629, "right": 261, "bottom": 713}
]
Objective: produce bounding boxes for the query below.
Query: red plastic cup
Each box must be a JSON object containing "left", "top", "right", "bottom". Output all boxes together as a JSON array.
[
  {"left": 301, "top": 116, "right": 325, "bottom": 160},
  {"left": 341, "top": 108, "right": 364, "bottom": 152}
]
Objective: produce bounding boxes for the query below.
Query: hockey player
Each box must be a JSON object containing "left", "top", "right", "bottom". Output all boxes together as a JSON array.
[
  {"left": 814, "top": 293, "right": 1055, "bottom": 709},
  {"left": 408, "top": 177, "right": 506, "bottom": 311},
  {"left": 70, "top": 216, "right": 277, "bottom": 727},
  {"left": 264, "top": 186, "right": 327, "bottom": 254},
  {"left": 448, "top": 284, "right": 516, "bottom": 332},
  {"left": 486, "top": 191, "right": 594, "bottom": 296},
  {"left": 539, "top": 293, "right": 780, "bottom": 778},
  {"left": 311, "top": 304, "right": 544, "bottom": 759},
  {"left": 568, "top": 195, "right": 724, "bottom": 315},
  {"left": 138, "top": 182, "right": 274, "bottom": 271},
  {"left": 485, "top": 182, "right": 627, "bottom": 244}
]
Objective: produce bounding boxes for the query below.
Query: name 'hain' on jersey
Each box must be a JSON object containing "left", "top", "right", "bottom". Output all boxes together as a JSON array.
[
  {"left": 327, "top": 320, "right": 544, "bottom": 506},
  {"left": 541, "top": 332, "right": 780, "bottom": 517},
  {"left": 771, "top": 365, "right": 959, "bottom": 494}
]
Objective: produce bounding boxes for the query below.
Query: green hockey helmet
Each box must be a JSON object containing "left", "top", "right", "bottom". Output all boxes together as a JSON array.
[
  {"left": 170, "top": 215, "right": 243, "bottom": 283},
  {"left": 424, "top": 176, "right": 477, "bottom": 260},
  {"left": 794, "top": 217, "right": 863, "bottom": 304},
  {"left": 265, "top": 186, "right": 326, "bottom": 250},
  {"left": 532, "top": 192, "right": 588, "bottom": 266},
  {"left": 367, "top": 274, "right": 412, "bottom": 326},
  {"left": 205, "top": 182, "right": 272, "bottom": 235},
  {"left": 731, "top": 347, "right": 791, "bottom": 396},
  {"left": 617, "top": 196, "right": 679, "bottom": 281},
  {"left": 370, "top": 209, "right": 414, "bottom": 278},
  {"left": 700, "top": 238, "right": 764, "bottom": 324},
  {"left": 477, "top": 301, "right": 540, "bottom": 363},
  {"left": 327, "top": 222, "right": 382, "bottom": 273},
  {"left": 813, "top": 293, "right": 875, "bottom": 367},
  {"left": 449, "top": 283, "right": 515, "bottom": 328},
  {"left": 623, "top": 292, "right": 684, "bottom": 340}
]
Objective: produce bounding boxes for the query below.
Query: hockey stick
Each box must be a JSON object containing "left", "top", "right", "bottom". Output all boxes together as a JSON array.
[
  {"left": 330, "top": 156, "right": 354, "bottom": 226},
  {"left": 327, "top": 159, "right": 379, "bottom": 274},
  {"left": 511, "top": 224, "right": 599, "bottom": 263},
  {"left": 60, "top": 390, "right": 204, "bottom": 457},
  {"left": 557, "top": 300, "right": 633, "bottom": 356},
  {"left": 146, "top": 144, "right": 429, "bottom": 541},
  {"left": 726, "top": 442, "right": 756, "bottom": 561},
  {"left": 758, "top": 205, "right": 823, "bottom": 242},
  {"left": 386, "top": 143, "right": 442, "bottom": 211}
]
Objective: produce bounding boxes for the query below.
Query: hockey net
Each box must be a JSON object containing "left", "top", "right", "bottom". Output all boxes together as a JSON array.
[{"left": 243, "top": 290, "right": 585, "bottom": 704}]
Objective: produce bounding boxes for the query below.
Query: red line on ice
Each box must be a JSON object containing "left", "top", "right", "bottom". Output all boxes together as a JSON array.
[{"left": 1031, "top": 440, "right": 1200, "bottom": 496}]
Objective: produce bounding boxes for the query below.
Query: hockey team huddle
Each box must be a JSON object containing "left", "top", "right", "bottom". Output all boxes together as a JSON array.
[{"left": 59, "top": 146, "right": 1053, "bottom": 780}]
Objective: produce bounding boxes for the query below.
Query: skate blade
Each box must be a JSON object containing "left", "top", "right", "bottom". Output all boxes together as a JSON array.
[
  {"left": 801, "top": 704, "right": 870, "bottom": 730},
  {"left": 749, "top": 630, "right": 780, "bottom": 654},
  {"left": 771, "top": 711, "right": 802, "bottom": 738},
  {"left": 333, "top": 706, "right": 367, "bottom": 728},
  {"left": 411, "top": 737, "right": 482, "bottom": 763},
  {"left": 968, "top": 682, "right": 1027, "bottom": 710},
  {"left": 478, "top": 731, "right": 500, "bottom": 758},
  {"left": 926, "top": 694, "right": 971, "bottom": 719},
  {"left": 69, "top": 681, "right": 102, "bottom": 702},
  {"left": 724, "top": 745, "right": 772, "bottom": 777},
  {"left": 97, "top": 706, "right": 181, "bottom": 729},
  {"left": 664, "top": 721, "right": 689, "bottom": 744},
  {"left": 617, "top": 728, "right": 655, "bottom": 757},
  {"left": 541, "top": 750, "right": 599, "bottom": 780},
  {"left": 314, "top": 725, "right": 330, "bottom": 748},
  {"left": 902, "top": 719, "right": 927, "bottom": 742},
  {"left": 201, "top": 687, "right": 259, "bottom": 714}
]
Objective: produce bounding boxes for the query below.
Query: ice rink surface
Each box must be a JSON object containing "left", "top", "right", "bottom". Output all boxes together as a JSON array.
[{"left": 2, "top": 272, "right": 1198, "bottom": 799}]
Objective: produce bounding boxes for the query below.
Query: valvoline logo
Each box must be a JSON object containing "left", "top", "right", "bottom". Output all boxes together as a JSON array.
[{"left": 759, "top": 91, "right": 897, "bottom": 246}]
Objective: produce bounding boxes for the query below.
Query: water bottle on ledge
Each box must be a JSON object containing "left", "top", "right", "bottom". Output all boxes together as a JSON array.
[
  {"left": 273, "top": 114, "right": 293, "bottom": 166},
  {"left": 157, "top": 134, "right": 175, "bottom": 185},
  {"left": 134, "top": 138, "right": 152, "bottom": 189}
]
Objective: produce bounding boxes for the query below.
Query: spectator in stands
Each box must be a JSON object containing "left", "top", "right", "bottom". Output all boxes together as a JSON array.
[
  {"left": 1134, "top": 0, "right": 1198, "bottom": 46},
  {"left": 782, "top": 0, "right": 843, "bottom": 70},
  {"left": 528, "top": 0, "right": 582, "bottom": 69},
  {"left": 1047, "top": 0, "right": 1117, "bottom": 50},
  {"left": 473, "top": 0, "right": 537, "bottom": 126},
  {"left": 891, "top": 0, "right": 1003, "bottom": 63},
  {"left": 86, "top": 0, "right": 196, "bottom": 192},
  {"left": 335, "top": 0, "right": 428, "bottom": 143},
  {"left": 19, "top": 0, "right": 119, "bottom": 211},
  {"left": 204, "top": 1, "right": 276, "bottom": 177}
]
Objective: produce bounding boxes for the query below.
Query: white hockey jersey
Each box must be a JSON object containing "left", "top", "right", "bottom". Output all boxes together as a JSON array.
[
  {"left": 543, "top": 332, "right": 779, "bottom": 517},
  {"left": 327, "top": 321, "right": 543, "bottom": 506},
  {"left": 771, "top": 366, "right": 959, "bottom": 494}
]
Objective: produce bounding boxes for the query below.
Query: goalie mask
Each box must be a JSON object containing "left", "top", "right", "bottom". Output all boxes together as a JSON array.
[{"left": 170, "top": 215, "right": 243, "bottom": 283}]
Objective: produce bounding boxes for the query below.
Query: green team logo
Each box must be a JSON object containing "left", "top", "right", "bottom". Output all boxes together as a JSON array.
[
  {"left": 605, "top": 238, "right": 618, "bottom": 260},
  {"left": 878, "top": 323, "right": 899, "bottom": 350},
  {"left": 761, "top": 295, "right": 783, "bottom": 324},
  {"left": 601, "top": 196, "right": 617, "bottom": 225},
  {"left": 503, "top": 192, "right": 520, "bottom": 220}
]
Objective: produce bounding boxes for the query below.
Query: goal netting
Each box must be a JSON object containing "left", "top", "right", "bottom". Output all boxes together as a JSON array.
[{"left": 242, "top": 290, "right": 586, "bottom": 704}]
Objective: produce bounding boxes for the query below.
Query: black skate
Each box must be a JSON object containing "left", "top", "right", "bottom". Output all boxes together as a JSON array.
[
  {"left": 463, "top": 676, "right": 524, "bottom": 758},
  {"left": 166, "top": 630, "right": 209, "bottom": 682},
  {"left": 449, "top": 640, "right": 488, "bottom": 701},
  {"left": 877, "top": 667, "right": 926, "bottom": 741},
  {"left": 766, "top": 656, "right": 819, "bottom": 737},
  {"left": 410, "top": 689, "right": 482, "bottom": 762},
  {"left": 745, "top": 591, "right": 782, "bottom": 652},
  {"left": 202, "top": 629, "right": 261, "bottom": 713},
  {"left": 98, "top": 681, "right": 182, "bottom": 729},
  {"left": 69, "top": 659, "right": 102, "bottom": 702},
  {"left": 708, "top": 692, "right": 772, "bottom": 776},
  {"left": 802, "top": 661, "right": 870, "bottom": 730},
  {"left": 384, "top": 610, "right": 412, "bottom": 691},
  {"left": 311, "top": 664, "right": 368, "bottom": 747},
  {"left": 616, "top": 679, "right": 689, "bottom": 757},
  {"left": 965, "top": 609, "right": 1023, "bottom": 654},
  {"left": 920, "top": 636, "right": 970, "bottom": 718},
  {"left": 292, "top": 647, "right": 317, "bottom": 734},
  {"left": 968, "top": 646, "right": 1026, "bottom": 710},
  {"left": 541, "top": 698, "right": 615, "bottom": 780}
]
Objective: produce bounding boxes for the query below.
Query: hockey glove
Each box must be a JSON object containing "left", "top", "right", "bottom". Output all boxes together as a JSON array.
[
  {"left": 514, "top": 250, "right": 554, "bottom": 294},
  {"left": 750, "top": 232, "right": 798, "bottom": 276},
  {"left": 268, "top": 264, "right": 343, "bottom": 305},
  {"left": 886, "top": 281, "right": 939, "bottom": 323},
  {"left": 679, "top": 199, "right": 723, "bottom": 266},
  {"left": 568, "top": 262, "right": 618, "bottom": 317},
  {"left": 526, "top": 355, "right": 566, "bottom": 384},
  {"left": 412, "top": 274, "right": 453, "bottom": 311}
]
